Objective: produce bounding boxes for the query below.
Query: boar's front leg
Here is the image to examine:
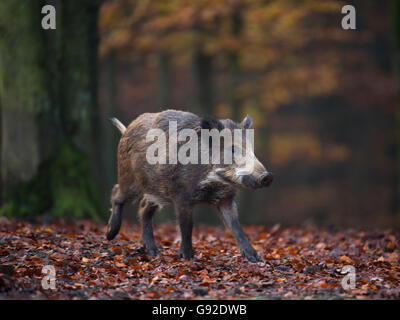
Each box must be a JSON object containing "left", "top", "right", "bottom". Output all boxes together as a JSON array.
[
  {"left": 138, "top": 198, "right": 159, "bottom": 256},
  {"left": 106, "top": 184, "right": 127, "bottom": 240},
  {"left": 175, "top": 203, "right": 194, "bottom": 260},
  {"left": 218, "top": 198, "right": 261, "bottom": 262}
]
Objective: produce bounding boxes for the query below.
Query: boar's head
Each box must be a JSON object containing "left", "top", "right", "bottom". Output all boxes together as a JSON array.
[{"left": 200, "top": 114, "right": 273, "bottom": 190}]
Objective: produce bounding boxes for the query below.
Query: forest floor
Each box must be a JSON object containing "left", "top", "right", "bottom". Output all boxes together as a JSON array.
[{"left": 0, "top": 217, "right": 399, "bottom": 300}]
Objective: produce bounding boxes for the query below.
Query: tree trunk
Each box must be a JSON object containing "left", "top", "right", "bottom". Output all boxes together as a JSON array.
[
  {"left": 226, "top": 8, "right": 243, "bottom": 122},
  {"left": 390, "top": 0, "right": 400, "bottom": 223},
  {"left": 57, "top": 0, "right": 101, "bottom": 155},
  {"left": 192, "top": 47, "right": 213, "bottom": 115},
  {"left": 100, "top": 51, "right": 119, "bottom": 203},
  {"left": 0, "top": 0, "right": 104, "bottom": 219},
  {"left": 156, "top": 53, "right": 171, "bottom": 107},
  {"left": 0, "top": 0, "right": 49, "bottom": 193}
]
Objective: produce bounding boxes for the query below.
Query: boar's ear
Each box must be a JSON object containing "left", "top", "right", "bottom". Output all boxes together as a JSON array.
[
  {"left": 241, "top": 114, "right": 253, "bottom": 129},
  {"left": 201, "top": 116, "right": 224, "bottom": 131}
]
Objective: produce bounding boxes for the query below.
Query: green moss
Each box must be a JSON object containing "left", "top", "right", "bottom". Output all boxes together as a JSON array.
[
  {"left": 48, "top": 142, "right": 104, "bottom": 220},
  {"left": 0, "top": 141, "right": 105, "bottom": 220}
]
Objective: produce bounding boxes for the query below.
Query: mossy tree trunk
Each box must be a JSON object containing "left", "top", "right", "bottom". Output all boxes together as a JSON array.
[
  {"left": 0, "top": 0, "right": 104, "bottom": 219},
  {"left": 0, "top": 1, "right": 50, "bottom": 192},
  {"left": 57, "top": 0, "right": 101, "bottom": 153}
]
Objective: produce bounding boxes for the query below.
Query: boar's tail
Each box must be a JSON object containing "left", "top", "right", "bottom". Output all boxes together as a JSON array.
[{"left": 109, "top": 117, "right": 126, "bottom": 134}]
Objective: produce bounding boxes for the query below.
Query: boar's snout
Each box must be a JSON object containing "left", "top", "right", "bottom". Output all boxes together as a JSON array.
[
  {"left": 259, "top": 172, "right": 274, "bottom": 187},
  {"left": 240, "top": 171, "right": 273, "bottom": 189}
]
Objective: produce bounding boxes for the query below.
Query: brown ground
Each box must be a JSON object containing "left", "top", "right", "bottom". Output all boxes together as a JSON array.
[{"left": 0, "top": 217, "right": 399, "bottom": 299}]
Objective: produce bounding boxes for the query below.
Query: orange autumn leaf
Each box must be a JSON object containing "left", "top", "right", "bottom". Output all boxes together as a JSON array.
[{"left": 339, "top": 255, "right": 353, "bottom": 264}]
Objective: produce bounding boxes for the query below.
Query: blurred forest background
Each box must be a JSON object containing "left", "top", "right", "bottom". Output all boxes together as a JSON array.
[{"left": 1, "top": 0, "right": 400, "bottom": 229}]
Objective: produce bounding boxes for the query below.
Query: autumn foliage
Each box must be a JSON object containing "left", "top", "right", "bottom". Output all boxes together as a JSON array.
[
  {"left": 98, "top": 0, "right": 399, "bottom": 228},
  {"left": 0, "top": 217, "right": 399, "bottom": 299}
]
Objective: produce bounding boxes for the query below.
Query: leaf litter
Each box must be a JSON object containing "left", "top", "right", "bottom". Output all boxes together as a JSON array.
[{"left": 0, "top": 218, "right": 399, "bottom": 300}]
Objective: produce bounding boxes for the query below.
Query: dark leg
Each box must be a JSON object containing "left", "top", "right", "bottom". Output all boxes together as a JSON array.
[
  {"left": 218, "top": 198, "right": 261, "bottom": 262},
  {"left": 138, "top": 198, "right": 159, "bottom": 256},
  {"left": 106, "top": 184, "right": 127, "bottom": 240},
  {"left": 175, "top": 203, "right": 194, "bottom": 260}
]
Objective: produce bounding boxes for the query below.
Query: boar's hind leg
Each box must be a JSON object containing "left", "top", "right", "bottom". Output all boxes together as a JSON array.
[
  {"left": 138, "top": 198, "right": 159, "bottom": 256},
  {"left": 175, "top": 204, "right": 194, "bottom": 260},
  {"left": 106, "top": 184, "right": 128, "bottom": 240},
  {"left": 218, "top": 199, "right": 261, "bottom": 263}
]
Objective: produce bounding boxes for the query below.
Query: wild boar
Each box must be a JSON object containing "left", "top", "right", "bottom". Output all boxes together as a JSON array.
[{"left": 106, "top": 109, "right": 273, "bottom": 262}]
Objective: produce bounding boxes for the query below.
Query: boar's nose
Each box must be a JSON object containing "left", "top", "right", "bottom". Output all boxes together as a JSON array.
[{"left": 259, "top": 172, "right": 273, "bottom": 187}]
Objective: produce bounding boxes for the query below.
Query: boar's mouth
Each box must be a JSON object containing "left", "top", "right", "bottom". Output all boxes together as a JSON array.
[
  {"left": 215, "top": 168, "right": 270, "bottom": 189},
  {"left": 240, "top": 175, "right": 264, "bottom": 189}
]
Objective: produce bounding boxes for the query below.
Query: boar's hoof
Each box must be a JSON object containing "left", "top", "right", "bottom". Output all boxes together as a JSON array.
[
  {"left": 179, "top": 248, "right": 194, "bottom": 260},
  {"left": 145, "top": 246, "right": 160, "bottom": 257},
  {"left": 106, "top": 211, "right": 122, "bottom": 241},
  {"left": 106, "top": 225, "right": 119, "bottom": 241},
  {"left": 241, "top": 248, "right": 261, "bottom": 263}
]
